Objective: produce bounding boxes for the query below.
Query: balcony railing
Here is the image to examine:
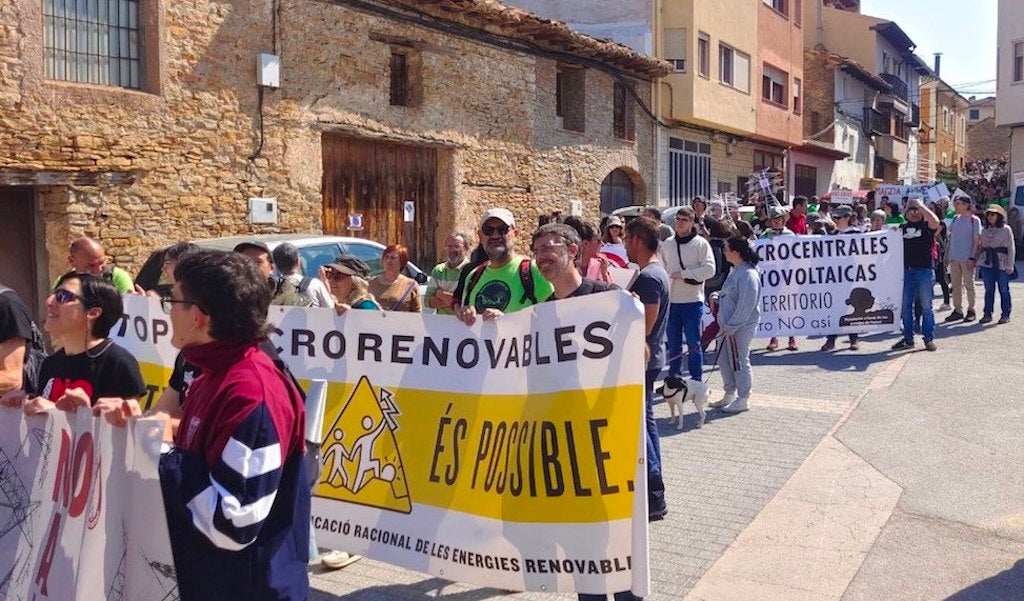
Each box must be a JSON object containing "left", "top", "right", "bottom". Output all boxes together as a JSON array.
[
  {"left": 880, "top": 73, "right": 909, "bottom": 102},
  {"left": 877, "top": 134, "right": 908, "bottom": 163},
  {"left": 863, "top": 107, "right": 888, "bottom": 136}
]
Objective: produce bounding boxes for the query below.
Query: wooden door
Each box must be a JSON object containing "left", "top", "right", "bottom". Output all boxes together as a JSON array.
[
  {"left": 322, "top": 136, "right": 439, "bottom": 269},
  {"left": 0, "top": 188, "right": 38, "bottom": 316}
]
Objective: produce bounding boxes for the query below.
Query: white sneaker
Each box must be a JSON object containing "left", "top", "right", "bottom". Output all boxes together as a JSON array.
[
  {"left": 709, "top": 392, "right": 737, "bottom": 409},
  {"left": 321, "top": 550, "right": 362, "bottom": 570},
  {"left": 937, "top": 303, "right": 951, "bottom": 311},
  {"left": 722, "top": 398, "right": 749, "bottom": 413}
]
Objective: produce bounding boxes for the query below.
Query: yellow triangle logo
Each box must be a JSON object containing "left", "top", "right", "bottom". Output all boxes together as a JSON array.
[{"left": 315, "top": 376, "right": 411, "bottom": 514}]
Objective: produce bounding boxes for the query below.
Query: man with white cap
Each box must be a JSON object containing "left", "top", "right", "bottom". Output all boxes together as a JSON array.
[{"left": 457, "top": 208, "right": 554, "bottom": 325}]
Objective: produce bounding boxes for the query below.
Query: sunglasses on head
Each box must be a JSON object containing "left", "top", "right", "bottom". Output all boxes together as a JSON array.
[
  {"left": 482, "top": 224, "right": 510, "bottom": 236},
  {"left": 51, "top": 288, "right": 82, "bottom": 304}
]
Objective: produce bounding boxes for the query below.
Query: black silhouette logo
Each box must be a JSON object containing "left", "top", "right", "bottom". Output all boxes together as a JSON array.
[
  {"left": 839, "top": 287, "right": 895, "bottom": 327},
  {"left": 474, "top": 280, "right": 512, "bottom": 312}
]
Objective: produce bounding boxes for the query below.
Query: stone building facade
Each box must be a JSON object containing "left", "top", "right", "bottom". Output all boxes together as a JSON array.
[{"left": 0, "top": 0, "right": 668, "bottom": 309}]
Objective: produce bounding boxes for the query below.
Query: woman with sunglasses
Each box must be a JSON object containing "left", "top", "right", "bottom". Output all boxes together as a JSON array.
[
  {"left": 599, "top": 216, "right": 629, "bottom": 268},
  {"left": 3, "top": 273, "right": 145, "bottom": 413},
  {"left": 323, "top": 256, "right": 381, "bottom": 314}
]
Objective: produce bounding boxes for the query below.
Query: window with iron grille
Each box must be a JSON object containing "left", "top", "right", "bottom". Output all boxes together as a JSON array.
[{"left": 43, "top": 0, "right": 142, "bottom": 89}]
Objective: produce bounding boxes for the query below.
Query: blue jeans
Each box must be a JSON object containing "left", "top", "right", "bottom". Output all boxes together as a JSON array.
[
  {"left": 666, "top": 302, "right": 703, "bottom": 380},
  {"left": 645, "top": 368, "right": 665, "bottom": 511},
  {"left": 902, "top": 268, "right": 935, "bottom": 342},
  {"left": 980, "top": 266, "right": 1012, "bottom": 318}
]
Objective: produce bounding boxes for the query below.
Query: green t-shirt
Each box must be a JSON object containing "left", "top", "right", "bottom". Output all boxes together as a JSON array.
[
  {"left": 463, "top": 256, "right": 554, "bottom": 314},
  {"left": 426, "top": 260, "right": 468, "bottom": 315},
  {"left": 54, "top": 266, "right": 134, "bottom": 294},
  {"left": 885, "top": 215, "right": 906, "bottom": 225}
]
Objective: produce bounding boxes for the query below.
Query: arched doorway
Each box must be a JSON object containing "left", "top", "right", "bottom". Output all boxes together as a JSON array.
[{"left": 600, "top": 169, "right": 637, "bottom": 215}]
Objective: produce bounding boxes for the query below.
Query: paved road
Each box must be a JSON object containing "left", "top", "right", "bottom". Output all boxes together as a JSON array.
[{"left": 310, "top": 269, "right": 1024, "bottom": 601}]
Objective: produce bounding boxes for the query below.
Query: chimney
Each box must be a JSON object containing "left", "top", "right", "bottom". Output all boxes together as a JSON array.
[{"left": 933, "top": 53, "right": 942, "bottom": 77}]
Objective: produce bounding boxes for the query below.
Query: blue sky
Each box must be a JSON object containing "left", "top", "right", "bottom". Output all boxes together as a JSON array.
[{"left": 859, "top": 0, "right": 998, "bottom": 98}]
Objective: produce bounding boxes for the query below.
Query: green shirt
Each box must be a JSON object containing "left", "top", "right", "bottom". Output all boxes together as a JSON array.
[
  {"left": 885, "top": 215, "right": 906, "bottom": 225},
  {"left": 426, "top": 260, "right": 468, "bottom": 315},
  {"left": 463, "top": 256, "right": 554, "bottom": 314},
  {"left": 54, "top": 266, "right": 134, "bottom": 294}
]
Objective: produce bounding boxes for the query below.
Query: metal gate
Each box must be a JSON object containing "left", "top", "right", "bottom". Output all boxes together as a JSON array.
[
  {"left": 322, "top": 136, "right": 439, "bottom": 268},
  {"left": 668, "top": 137, "right": 711, "bottom": 205}
]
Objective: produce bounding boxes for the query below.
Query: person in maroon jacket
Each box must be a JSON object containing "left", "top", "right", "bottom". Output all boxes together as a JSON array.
[{"left": 99, "top": 250, "right": 310, "bottom": 600}]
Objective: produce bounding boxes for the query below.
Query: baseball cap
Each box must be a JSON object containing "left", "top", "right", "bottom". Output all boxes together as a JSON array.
[
  {"left": 233, "top": 240, "right": 273, "bottom": 261},
  {"left": 324, "top": 255, "right": 370, "bottom": 277},
  {"left": 832, "top": 205, "right": 853, "bottom": 218},
  {"left": 480, "top": 208, "right": 515, "bottom": 228}
]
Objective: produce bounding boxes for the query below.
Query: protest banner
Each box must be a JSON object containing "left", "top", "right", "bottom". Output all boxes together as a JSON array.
[
  {"left": 876, "top": 183, "right": 938, "bottom": 208},
  {"left": 0, "top": 409, "right": 175, "bottom": 600},
  {"left": 113, "top": 292, "right": 651, "bottom": 596},
  {"left": 753, "top": 230, "right": 904, "bottom": 337},
  {"left": 830, "top": 189, "right": 854, "bottom": 205}
]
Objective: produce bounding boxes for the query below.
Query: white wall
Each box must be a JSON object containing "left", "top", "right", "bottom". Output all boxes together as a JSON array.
[
  {"left": 506, "top": 0, "right": 653, "bottom": 53},
  {"left": 996, "top": 0, "right": 1024, "bottom": 127},
  {"left": 831, "top": 72, "right": 876, "bottom": 189}
]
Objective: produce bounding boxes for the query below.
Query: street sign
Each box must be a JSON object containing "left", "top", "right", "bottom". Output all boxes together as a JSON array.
[
  {"left": 348, "top": 213, "right": 363, "bottom": 231},
  {"left": 403, "top": 201, "right": 415, "bottom": 223}
]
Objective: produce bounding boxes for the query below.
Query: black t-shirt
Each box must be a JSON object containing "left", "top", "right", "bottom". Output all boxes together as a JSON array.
[
  {"left": 901, "top": 221, "right": 937, "bottom": 269},
  {"left": 37, "top": 339, "right": 146, "bottom": 404},
  {"left": 545, "top": 278, "right": 619, "bottom": 301},
  {"left": 167, "top": 340, "right": 305, "bottom": 407},
  {"left": 168, "top": 350, "right": 202, "bottom": 401},
  {"left": 0, "top": 289, "right": 33, "bottom": 344}
]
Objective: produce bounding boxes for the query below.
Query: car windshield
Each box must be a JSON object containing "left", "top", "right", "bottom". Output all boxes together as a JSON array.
[
  {"left": 341, "top": 242, "right": 385, "bottom": 277},
  {"left": 297, "top": 243, "right": 344, "bottom": 277}
]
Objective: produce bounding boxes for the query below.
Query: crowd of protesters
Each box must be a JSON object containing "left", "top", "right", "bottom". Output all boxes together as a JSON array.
[{"left": 0, "top": 181, "right": 1019, "bottom": 599}]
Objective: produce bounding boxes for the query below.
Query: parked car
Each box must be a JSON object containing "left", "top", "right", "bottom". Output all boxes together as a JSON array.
[{"left": 135, "top": 234, "right": 429, "bottom": 294}]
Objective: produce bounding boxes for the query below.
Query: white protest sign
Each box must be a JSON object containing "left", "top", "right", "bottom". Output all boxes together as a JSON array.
[
  {"left": 0, "top": 409, "right": 175, "bottom": 600},
  {"left": 830, "top": 189, "right": 854, "bottom": 204},
  {"left": 753, "top": 231, "right": 904, "bottom": 337},
  {"left": 114, "top": 294, "right": 651, "bottom": 597},
  {"left": 1014, "top": 171, "right": 1024, "bottom": 188}
]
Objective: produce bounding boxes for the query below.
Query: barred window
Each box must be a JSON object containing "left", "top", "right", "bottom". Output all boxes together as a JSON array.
[{"left": 43, "top": 0, "right": 142, "bottom": 89}]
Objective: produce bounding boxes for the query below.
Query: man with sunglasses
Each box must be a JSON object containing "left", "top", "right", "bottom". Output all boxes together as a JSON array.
[
  {"left": 457, "top": 208, "right": 553, "bottom": 325},
  {"left": 892, "top": 198, "right": 942, "bottom": 351}
]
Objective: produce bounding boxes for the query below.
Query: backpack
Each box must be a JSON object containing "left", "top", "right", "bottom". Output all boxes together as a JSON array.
[
  {"left": 272, "top": 276, "right": 317, "bottom": 307},
  {"left": 463, "top": 258, "right": 537, "bottom": 308},
  {"left": 0, "top": 285, "right": 48, "bottom": 395}
]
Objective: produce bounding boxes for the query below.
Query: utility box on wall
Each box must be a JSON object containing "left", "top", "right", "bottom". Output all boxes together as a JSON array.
[
  {"left": 249, "top": 197, "right": 278, "bottom": 224},
  {"left": 257, "top": 53, "right": 281, "bottom": 88}
]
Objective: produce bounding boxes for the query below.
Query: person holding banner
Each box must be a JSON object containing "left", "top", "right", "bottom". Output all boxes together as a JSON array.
[
  {"left": 426, "top": 233, "right": 470, "bottom": 315},
  {"left": 820, "top": 206, "right": 864, "bottom": 352},
  {"left": 2, "top": 273, "right": 146, "bottom": 413},
  {"left": 759, "top": 207, "right": 797, "bottom": 352},
  {"left": 892, "top": 199, "right": 941, "bottom": 352},
  {"left": 325, "top": 256, "right": 382, "bottom": 313},
  {"left": 708, "top": 237, "right": 761, "bottom": 414},
  {"left": 370, "top": 245, "right": 422, "bottom": 313},
  {"left": 124, "top": 250, "right": 310, "bottom": 600},
  {"left": 977, "top": 205, "right": 1016, "bottom": 325}
]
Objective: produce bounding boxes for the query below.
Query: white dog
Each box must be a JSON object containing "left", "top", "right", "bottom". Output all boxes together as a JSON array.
[{"left": 661, "top": 376, "right": 711, "bottom": 430}]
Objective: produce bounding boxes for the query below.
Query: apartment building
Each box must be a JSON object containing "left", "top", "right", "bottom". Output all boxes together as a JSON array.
[
  {"left": 996, "top": 0, "right": 1024, "bottom": 207},
  {"left": 919, "top": 75, "right": 969, "bottom": 184},
  {"left": 804, "top": 3, "right": 932, "bottom": 184}
]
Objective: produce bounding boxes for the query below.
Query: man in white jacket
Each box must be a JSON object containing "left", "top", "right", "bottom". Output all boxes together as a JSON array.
[{"left": 660, "top": 206, "right": 716, "bottom": 381}]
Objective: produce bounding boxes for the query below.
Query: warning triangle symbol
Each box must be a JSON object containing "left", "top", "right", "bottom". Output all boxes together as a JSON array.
[{"left": 315, "top": 376, "right": 411, "bottom": 514}]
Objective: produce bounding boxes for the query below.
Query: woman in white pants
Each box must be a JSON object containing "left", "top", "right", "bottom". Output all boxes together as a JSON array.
[{"left": 709, "top": 237, "right": 762, "bottom": 413}]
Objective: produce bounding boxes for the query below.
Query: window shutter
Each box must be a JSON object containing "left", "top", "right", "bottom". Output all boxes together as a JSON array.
[{"left": 734, "top": 52, "right": 750, "bottom": 93}]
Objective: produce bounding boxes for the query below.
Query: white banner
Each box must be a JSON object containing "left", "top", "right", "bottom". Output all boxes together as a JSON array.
[
  {"left": 830, "top": 189, "right": 854, "bottom": 204},
  {"left": 876, "top": 183, "right": 938, "bottom": 208},
  {"left": 0, "top": 409, "right": 175, "bottom": 600},
  {"left": 113, "top": 293, "right": 651, "bottom": 596},
  {"left": 753, "top": 231, "right": 904, "bottom": 337}
]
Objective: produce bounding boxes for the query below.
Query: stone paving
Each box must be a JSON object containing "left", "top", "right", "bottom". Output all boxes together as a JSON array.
[{"left": 309, "top": 327, "right": 894, "bottom": 600}]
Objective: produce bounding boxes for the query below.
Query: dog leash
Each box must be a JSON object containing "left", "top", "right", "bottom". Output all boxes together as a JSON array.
[{"left": 664, "top": 335, "right": 726, "bottom": 386}]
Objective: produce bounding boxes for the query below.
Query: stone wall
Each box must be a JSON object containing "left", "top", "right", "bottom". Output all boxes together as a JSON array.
[
  {"left": 0, "top": 0, "right": 657, "bottom": 282},
  {"left": 965, "top": 118, "right": 1011, "bottom": 161}
]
